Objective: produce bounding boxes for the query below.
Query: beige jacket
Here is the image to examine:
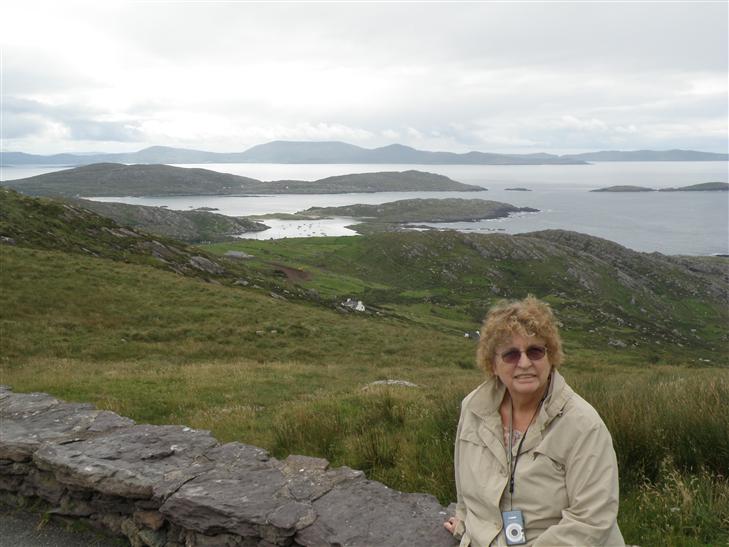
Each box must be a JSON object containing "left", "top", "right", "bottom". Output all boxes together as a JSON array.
[{"left": 453, "top": 371, "right": 624, "bottom": 547}]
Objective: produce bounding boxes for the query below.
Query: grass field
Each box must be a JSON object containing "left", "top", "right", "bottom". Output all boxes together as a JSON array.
[{"left": 2, "top": 235, "right": 728, "bottom": 544}]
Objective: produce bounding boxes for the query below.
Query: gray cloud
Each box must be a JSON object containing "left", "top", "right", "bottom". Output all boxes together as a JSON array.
[
  {"left": 2, "top": 112, "right": 47, "bottom": 138},
  {"left": 1, "top": 2, "right": 726, "bottom": 154},
  {"left": 104, "top": 3, "right": 727, "bottom": 71},
  {"left": 65, "top": 120, "right": 144, "bottom": 142}
]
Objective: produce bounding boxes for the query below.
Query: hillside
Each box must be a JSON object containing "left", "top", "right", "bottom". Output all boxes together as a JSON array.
[
  {"left": 3, "top": 188, "right": 726, "bottom": 362},
  {"left": 2, "top": 164, "right": 483, "bottom": 197},
  {"left": 2, "top": 189, "right": 728, "bottom": 546},
  {"left": 300, "top": 198, "right": 537, "bottom": 223},
  {"left": 206, "top": 230, "right": 729, "bottom": 361},
  {"left": 0, "top": 188, "right": 256, "bottom": 282},
  {"left": 69, "top": 198, "right": 268, "bottom": 243}
]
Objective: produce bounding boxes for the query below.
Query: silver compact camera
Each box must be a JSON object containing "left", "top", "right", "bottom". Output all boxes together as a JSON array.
[{"left": 502, "top": 510, "right": 526, "bottom": 545}]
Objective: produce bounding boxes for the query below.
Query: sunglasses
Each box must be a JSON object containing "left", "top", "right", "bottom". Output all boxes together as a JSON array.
[{"left": 499, "top": 345, "right": 547, "bottom": 365}]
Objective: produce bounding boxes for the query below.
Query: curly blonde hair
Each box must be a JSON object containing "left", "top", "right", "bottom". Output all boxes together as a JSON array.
[{"left": 476, "top": 295, "right": 564, "bottom": 374}]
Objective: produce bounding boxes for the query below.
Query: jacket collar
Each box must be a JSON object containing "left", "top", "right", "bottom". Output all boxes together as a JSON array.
[
  {"left": 541, "top": 370, "right": 572, "bottom": 425},
  {"left": 466, "top": 369, "right": 573, "bottom": 455}
]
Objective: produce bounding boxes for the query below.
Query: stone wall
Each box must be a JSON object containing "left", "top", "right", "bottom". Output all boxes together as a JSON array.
[{"left": 0, "top": 386, "right": 457, "bottom": 546}]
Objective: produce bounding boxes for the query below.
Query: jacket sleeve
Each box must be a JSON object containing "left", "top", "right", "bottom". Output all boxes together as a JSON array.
[
  {"left": 533, "top": 421, "right": 623, "bottom": 546},
  {"left": 452, "top": 404, "right": 467, "bottom": 540}
]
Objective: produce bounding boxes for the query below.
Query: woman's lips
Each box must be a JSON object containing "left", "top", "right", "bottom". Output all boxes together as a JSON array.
[{"left": 514, "top": 374, "right": 537, "bottom": 380}]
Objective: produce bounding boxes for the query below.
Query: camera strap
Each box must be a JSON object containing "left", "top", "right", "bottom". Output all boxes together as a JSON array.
[{"left": 508, "top": 381, "right": 550, "bottom": 510}]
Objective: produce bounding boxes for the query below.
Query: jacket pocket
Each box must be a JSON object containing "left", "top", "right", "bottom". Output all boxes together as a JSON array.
[
  {"left": 533, "top": 448, "right": 566, "bottom": 473},
  {"left": 524, "top": 447, "right": 569, "bottom": 518},
  {"left": 458, "top": 423, "right": 486, "bottom": 446}
]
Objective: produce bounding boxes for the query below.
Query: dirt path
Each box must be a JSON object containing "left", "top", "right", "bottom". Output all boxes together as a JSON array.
[{"left": 271, "top": 262, "right": 312, "bottom": 282}]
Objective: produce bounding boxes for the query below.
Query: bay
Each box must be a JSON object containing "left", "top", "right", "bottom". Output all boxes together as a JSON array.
[{"left": 2, "top": 162, "right": 727, "bottom": 255}]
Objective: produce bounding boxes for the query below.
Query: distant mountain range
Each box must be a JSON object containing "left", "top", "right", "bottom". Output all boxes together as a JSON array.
[
  {"left": 564, "top": 150, "right": 728, "bottom": 161},
  {"left": 3, "top": 141, "right": 726, "bottom": 166}
]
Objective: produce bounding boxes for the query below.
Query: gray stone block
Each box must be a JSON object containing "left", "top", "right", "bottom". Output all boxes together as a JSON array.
[
  {"left": 0, "top": 391, "right": 62, "bottom": 416},
  {"left": 89, "top": 492, "right": 138, "bottom": 514},
  {"left": 295, "top": 479, "right": 456, "bottom": 547},
  {"left": 49, "top": 493, "right": 96, "bottom": 516},
  {"left": 278, "top": 456, "right": 363, "bottom": 502},
  {"left": 161, "top": 443, "right": 319, "bottom": 542},
  {"left": 0, "top": 400, "right": 134, "bottom": 462},
  {"left": 19, "top": 467, "right": 66, "bottom": 504},
  {"left": 161, "top": 465, "right": 288, "bottom": 538},
  {"left": 34, "top": 424, "right": 218, "bottom": 500}
]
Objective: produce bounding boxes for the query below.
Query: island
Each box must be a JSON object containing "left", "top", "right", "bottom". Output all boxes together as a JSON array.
[
  {"left": 658, "top": 182, "right": 728, "bottom": 192},
  {"left": 295, "top": 198, "right": 538, "bottom": 234},
  {"left": 505, "top": 187, "right": 532, "bottom": 192},
  {"left": 592, "top": 182, "right": 728, "bottom": 193},
  {"left": 2, "top": 163, "right": 485, "bottom": 197},
  {"left": 591, "top": 185, "right": 655, "bottom": 192}
]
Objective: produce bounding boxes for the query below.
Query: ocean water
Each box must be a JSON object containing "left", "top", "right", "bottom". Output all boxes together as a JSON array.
[{"left": 2, "top": 162, "right": 727, "bottom": 255}]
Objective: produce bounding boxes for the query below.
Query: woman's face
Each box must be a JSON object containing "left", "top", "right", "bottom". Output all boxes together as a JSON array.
[{"left": 492, "top": 333, "right": 552, "bottom": 399}]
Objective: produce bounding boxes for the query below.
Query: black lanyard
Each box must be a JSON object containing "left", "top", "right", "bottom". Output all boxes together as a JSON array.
[{"left": 507, "top": 388, "right": 548, "bottom": 508}]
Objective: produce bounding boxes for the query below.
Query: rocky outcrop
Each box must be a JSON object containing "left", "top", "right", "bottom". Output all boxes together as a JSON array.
[
  {"left": 70, "top": 199, "right": 270, "bottom": 243},
  {"left": 0, "top": 386, "right": 456, "bottom": 546}
]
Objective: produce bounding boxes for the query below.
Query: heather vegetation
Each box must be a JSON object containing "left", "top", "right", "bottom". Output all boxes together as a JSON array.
[{"left": 1, "top": 189, "right": 728, "bottom": 544}]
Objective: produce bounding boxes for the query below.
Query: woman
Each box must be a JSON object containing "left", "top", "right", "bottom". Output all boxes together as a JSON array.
[{"left": 444, "top": 296, "right": 624, "bottom": 546}]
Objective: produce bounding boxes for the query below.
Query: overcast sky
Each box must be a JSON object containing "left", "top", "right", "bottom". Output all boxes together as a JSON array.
[{"left": 1, "top": 1, "right": 727, "bottom": 155}]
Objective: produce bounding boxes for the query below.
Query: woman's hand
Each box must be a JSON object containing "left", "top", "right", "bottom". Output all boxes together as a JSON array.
[{"left": 443, "top": 516, "right": 461, "bottom": 535}]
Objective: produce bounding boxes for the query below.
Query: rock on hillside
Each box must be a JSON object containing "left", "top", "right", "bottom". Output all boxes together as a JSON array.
[
  {"left": 522, "top": 229, "right": 728, "bottom": 302},
  {"left": 69, "top": 198, "right": 268, "bottom": 243}
]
